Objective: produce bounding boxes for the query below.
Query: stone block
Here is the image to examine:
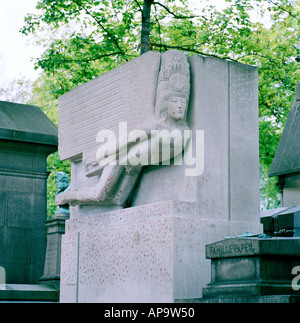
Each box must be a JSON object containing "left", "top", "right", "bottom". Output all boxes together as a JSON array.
[
  {"left": 6, "top": 193, "right": 34, "bottom": 229},
  {"left": 40, "top": 215, "right": 68, "bottom": 289},
  {"left": 0, "top": 284, "right": 58, "bottom": 302},
  {"left": 0, "top": 228, "right": 32, "bottom": 265},
  {"left": 0, "top": 101, "right": 58, "bottom": 284},
  {"left": 58, "top": 51, "right": 262, "bottom": 302},
  {"left": 0, "top": 174, "right": 34, "bottom": 193},
  {"left": 0, "top": 151, "right": 33, "bottom": 171},
  {"left": 132, "top": 55, "right": 260, "bottom": 224},
  {"left": 60, "top": 201, "right": 262, "bottom": 303},
  {"left": 261, "top": 205, "right": 300, "bottom": 237},
  {"left": 60, "top": 232, "right": 79, "bottom": 303},
  {"left": 58, "top": 51, "right": 161, "bottom": 161},
  {"left": 58, "top": 53, "right": 260, "bottom": 224},
  {"left": 0, "top": 101, "right": 58, "bottom": 146},
  {"left": 203, "top": 237, "right": 300, "bottom": 298}
]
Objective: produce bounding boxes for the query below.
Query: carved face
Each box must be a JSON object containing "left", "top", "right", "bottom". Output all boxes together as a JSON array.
[
  {"left": 55, "top": 172, "right": 70, "bottom": 193},
  {"left": 166, "top": 96, "right": 187, "bottom": 121},
  {"left": 56, "top": 178, "right": 69, "bottom": 192}
]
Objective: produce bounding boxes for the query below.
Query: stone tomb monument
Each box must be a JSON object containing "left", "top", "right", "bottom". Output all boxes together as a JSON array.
[
  {"left": 269, "top": 82, "right": 300, "bottom": 207},
  {"left": 58, "top": 50, "right": 262, "bottom": 303},
  {"left": 183, "top": 237, "right": 300, "bottom": 303},
  {"left": 191, "top": 82, "right": 300, "bottom": 304},
  {"left": 0, "top": 101, "right": 58, "bottom": 285},
  {"left": 261, "top": 82, "right": 300, "bottom": 237}
]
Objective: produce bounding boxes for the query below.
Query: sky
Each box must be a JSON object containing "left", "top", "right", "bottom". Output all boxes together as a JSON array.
[
  {"left": 0, "top": 0, "right": 228, "bottom": 89},
  {"left": 0, "top": 0, "right": 42, "bottom": 88}
]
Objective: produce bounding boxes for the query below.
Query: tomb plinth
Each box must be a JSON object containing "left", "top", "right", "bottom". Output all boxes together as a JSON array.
[
  {"left": 0, "top": 101, "right": 58, "bottom": 284},
  {"left": 203, "top": 237, "right": 300, "bottom": 298},
  {"left": 58, "top": 51, "right": 262, "bottom": 302},
  {"left": 176, "top": 237, "right": 300, "bottom": 303},
  {"left": 40, "top": 214, "right": 68, "bottom": 290}
]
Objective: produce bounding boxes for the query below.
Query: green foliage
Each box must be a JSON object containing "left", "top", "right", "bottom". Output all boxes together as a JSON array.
[
  {"left": 18, "top": 0, "right": 300, "bottom": 213},
  {"left": 0, "top": 79, "right": 33, "bottom": 104},
  {"left": 260, "top": 163, "right": 281, "bottom": 210}
]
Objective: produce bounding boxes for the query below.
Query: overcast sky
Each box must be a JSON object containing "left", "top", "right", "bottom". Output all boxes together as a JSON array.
[
  {"left": 0, "top": 0, "right": 43, "bottom": 88},
  {"left": 0, "top": 0, "right": 228, "bottom": 90}
]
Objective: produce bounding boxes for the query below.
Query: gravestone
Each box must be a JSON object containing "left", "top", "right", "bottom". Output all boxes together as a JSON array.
[
  {"left": 0, "top": 101, "right": 58, "bottom": 284},
  {"left": 261, "top": 205, "right": 300, "bottom": 237},
  {"left": 269, "top": 82, "right": 300, "bottom": 207},
  {"left": 203, "top": 237, "right": 300, "bottom": 298},
  {"left": 39, "top": 215, "right": 68, "bottom": 290},
  {"left": 58, "top": 51, "right": 262, "bottom": 302},
  {"left": 177, "top": 237, "right": 300, "bottom": 303},
  {"left": 261, "top": 83, "right": 300, "bottom": 237}
]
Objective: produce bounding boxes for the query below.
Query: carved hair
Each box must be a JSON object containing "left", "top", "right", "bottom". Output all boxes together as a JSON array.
[{"left": 154, "top": 50, "right": 190, "bottom": 123}]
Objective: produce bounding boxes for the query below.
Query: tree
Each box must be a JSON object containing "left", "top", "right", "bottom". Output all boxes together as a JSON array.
[
  {"left": 0, "top": 79, "right": 33, "bottom": 104},
  {"left": 21, "top": 0, "right": 300, "bottom": 213}
]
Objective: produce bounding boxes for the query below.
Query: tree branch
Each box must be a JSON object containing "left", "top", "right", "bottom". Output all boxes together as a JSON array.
[
  {"left": 150, "top": 43, "right": 239, "bottom": 62},
  {"left": 133, "top": 0, "right": 143, "bottom": 13},
  {"left": 267, "top": 0, "right": 300, "bottom": 22},
  {"left": 77, "top": 51, "right": 125, "bottom": 63},
  {"left": 39, "top": 51, "right": 123, "bottom": 70},
  {"left": 71, "top": 0, "right": 128, "bottom": 61},
  {"left": 153, "top": 1, "right": 201, "bottom": 19}
]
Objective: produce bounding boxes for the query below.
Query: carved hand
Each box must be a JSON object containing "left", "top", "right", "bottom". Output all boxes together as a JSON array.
[{"left": 55, "top": 191, "right": 74, "bottom": 206}]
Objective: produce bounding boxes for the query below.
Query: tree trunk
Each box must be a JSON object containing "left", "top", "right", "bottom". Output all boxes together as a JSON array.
[{"left": 141, "top": 0, "right": 154, "bottom": 55}]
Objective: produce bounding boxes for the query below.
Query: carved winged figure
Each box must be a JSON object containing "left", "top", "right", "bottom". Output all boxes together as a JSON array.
[{"left": 56, "top": 51, "right": 191, "bottom": 208}]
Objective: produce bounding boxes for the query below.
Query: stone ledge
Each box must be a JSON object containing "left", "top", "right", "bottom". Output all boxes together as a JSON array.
[
  {"left": 0, "top": 284, "right": 58, "bottom": 302},
  {"left": 67, "top": 200, "right": 197, "bottom": 233},
  {"left": 206, "top": 237, "right": 300, "bottom": 258}
]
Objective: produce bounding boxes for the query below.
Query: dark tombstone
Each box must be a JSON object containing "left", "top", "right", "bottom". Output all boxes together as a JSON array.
[
  {"left": 175, "top": 237, "right": 300, "bottom": 303},
  {"left": 203, "top": 237, "right": 300, "bottom": 299},
  {"left": 269, "top": 82, "right": 300, "bottom": 207},
  {"left": 261, "top": 83, "right": 300, "bottom": 237},
  {"left": 0, "top": 101, "right": 58, "bottom": 284}
]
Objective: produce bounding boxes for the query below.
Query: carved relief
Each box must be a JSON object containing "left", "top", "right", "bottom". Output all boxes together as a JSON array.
[{"left": 56, "top": 50, "right": 191, "bottom": 207}]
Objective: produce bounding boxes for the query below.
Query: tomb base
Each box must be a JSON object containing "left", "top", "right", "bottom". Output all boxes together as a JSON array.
[
  {"left": 0, "top": 284, "right": 58, "bottom": 303},
  {"left": 40, "top": 215, "right": 68, "bottom": 290},
  {"left": 200, "top": 237, "right": 300, "bottom": 302},
  {"left": 60, "top": 200, "right": 262, "bottom": 303}
]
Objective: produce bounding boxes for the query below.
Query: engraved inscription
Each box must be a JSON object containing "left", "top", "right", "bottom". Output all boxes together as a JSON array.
[{"left": 208, "top": 241, "right": 257, "bottom": 258}]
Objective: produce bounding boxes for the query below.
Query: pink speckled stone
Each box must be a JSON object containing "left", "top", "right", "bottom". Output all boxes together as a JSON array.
[{"left": 60, "top": 200, "right": 262, "bottom": 303}]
